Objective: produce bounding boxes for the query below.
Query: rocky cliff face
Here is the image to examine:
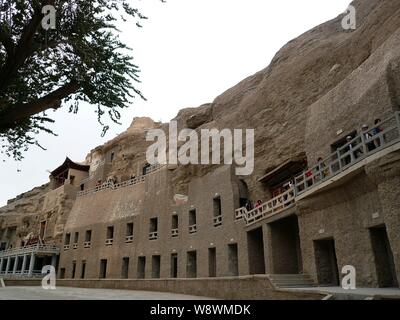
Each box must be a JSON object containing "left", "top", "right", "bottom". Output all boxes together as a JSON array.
[
  {"left": 98, "top": 0, "right": 400, "bottom": 200},
  {"left": 3, "top": 0, "right": 400, "bottom": 232}
]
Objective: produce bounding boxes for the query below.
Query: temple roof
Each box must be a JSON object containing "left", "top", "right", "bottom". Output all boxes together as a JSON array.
[{"left": 51, "top": 157, "right": 90, "bottom": 177}]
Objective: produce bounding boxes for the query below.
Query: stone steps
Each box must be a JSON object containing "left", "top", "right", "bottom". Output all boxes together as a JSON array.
[{"left": 267, "top": 274, "right": 317, "bottom": 288}]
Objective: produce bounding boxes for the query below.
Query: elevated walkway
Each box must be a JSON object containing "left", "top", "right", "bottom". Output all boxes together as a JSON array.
[
  {"left": 0, "top": 244, "right": 59, "bottom": 278},
  {"left": 236, "top": 112, "right": 400, "bottom": 226}
]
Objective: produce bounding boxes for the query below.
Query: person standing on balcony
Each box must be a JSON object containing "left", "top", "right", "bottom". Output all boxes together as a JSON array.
[
  {"left": 245, "top": 200, "right": 253, "bottom": 212},
  {"left": 372, "top": 119, "right": 383, "bottom": 148},
  {"left": 362, "top": 124, "right": 375, "bottom": 152},
  {"left": 255, "top": 200, "right": 262, "bottom": 213},
  {"left": 317, "top": 157, "right": 328, "bottom": 179},
  {"left": 343, "top": 135, "right": 354, "bottom": 165}
]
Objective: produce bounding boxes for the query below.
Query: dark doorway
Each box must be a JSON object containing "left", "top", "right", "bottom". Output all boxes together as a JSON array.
[
  {"left": 99, "top": 259, "right": 107, "bottom": 279},
  {"left": 137, "top": 256, "right": 146, "bottom": 279},
  {"left": 228, "top": 243, "right": 239, "bottom": 276},
  {"left": 186, "top": 251, "right": 197, "bottom": 278},
  {"left": 370, "top": 226, "right": 398, "bottom": 288},
  {"left": 71, "top": 261, "right": 76, "bottom": 279},
  {"left": 121, "top": 257, "right": 129, "bottom": 279},
  {"left": 269, "top": 215, "right": 302, "bottom": 274},
  {"left": 314, "top": 239, "right": 340, "bottom": 286},
  {"left": 152, "top": 255, "right": 161, "bottom": 279},
  {"left": 208, "top": 248, "right": 217, "bottom": 277},
  {"left": 247, "top": 227, "right": 265, "bottom": 274},
  {"left": 171, "top": 254, "right": 178, "bottom": 278},
  {"left": 81, "top": 261, "right": 86, "bottom": 279}
]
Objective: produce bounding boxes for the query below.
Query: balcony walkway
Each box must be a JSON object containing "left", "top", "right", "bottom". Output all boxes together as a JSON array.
[
  {"left": 236, "top": 112, "right": 400, "bottom": 226},
  {"left": 0, "top": 244, "right": 59, "bottom": 278},
  {"left": 76, "top": 164, "right": 165, "bottom": 198}
]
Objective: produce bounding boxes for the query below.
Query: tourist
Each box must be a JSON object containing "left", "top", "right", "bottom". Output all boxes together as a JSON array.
[
  {"left": 255, "top": 200, "right": 262, "bottom": 212},
  {"left": 362, "top": 124, "right": 375, "bottom": 152},
  {"left": 372, "top": 118, "right": 383, "bottom": 148},
  {"left": 245, "top": 200, "right": 253, "bottom": 212},
  {"left": 305, "top": 168, "right": 313, "bottom": 187},
  {"left": 343, "top": 135, "right": 354, "bottom": 165},
  {"left": 317, "top": 157, "right": 328, "bottom": 179}
]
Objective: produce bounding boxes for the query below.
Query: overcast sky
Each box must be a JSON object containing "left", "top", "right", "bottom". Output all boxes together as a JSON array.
[{"left": 0, "top": 0, "right": 351, "bottom": 206}]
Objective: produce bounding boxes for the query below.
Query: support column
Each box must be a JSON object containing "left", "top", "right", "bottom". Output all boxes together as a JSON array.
[
  {"left": 0, "top": 258, "right": 4, "bottom": 273},
  {"left": 12, "top": 256, "right": 18, "bottom": 274},
  {"left": 21, "top": 255, "right": 28, "bottom": 276},
  {"left": 28, "top": 253, "right": 35, "bottom": 277},
  {"left": 51, "top": 254, "right": 57, "bottom": 267},
  {"left": 5, "top": 257, "right": 11, "bottom": 275}
]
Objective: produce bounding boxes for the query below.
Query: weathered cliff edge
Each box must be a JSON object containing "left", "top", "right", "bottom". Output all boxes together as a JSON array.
[{"left": 2, "top": 0, "right": 400, "bottom": 237}]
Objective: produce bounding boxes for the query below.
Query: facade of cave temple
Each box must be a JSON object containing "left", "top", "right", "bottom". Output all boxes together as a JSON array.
[
  {"left": 1, "top": 109, "right": 400, "bottom": 288},
  {"left": 2, "top": 0, "right": 400, "bottom": 288}
]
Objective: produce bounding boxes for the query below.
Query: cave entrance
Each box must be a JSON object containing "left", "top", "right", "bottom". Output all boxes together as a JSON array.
[
  {"left": 314, "top": 239, "right": 339, "bottom": 286},
  {"left": 269, "top": 215, "right": 302, "bottom": 274},
  {"left": 247, "top": 227, "right": 265, "bottom": 275},
  {"left": 370, "top": 225, "right": 398, "bottom": 288}
]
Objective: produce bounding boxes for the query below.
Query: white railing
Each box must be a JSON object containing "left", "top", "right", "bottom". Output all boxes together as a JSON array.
[
  {"left": 189, "top": 225, "right": 197, "bottom": 234},
  {"left": 72, "top": 243, "right": 78, "bottom": 249},
  {"left": 125, "top": 235, "right": 134, "bottom": 243},
  {"left": 294, "top": 112, "right": 400, "bottom": 196},
  {"left": 213, "top": 215, "right": 223, "bottom": 227},
  {"left": 235, "top": 187, "right": 296, "bottom": 226},
  {"left": 83, "top": 241, "right": 91, "bottom": 248},
  {"left": 63, "top": 245, "right": 70, "bottom": 251},
  {"left": 144, "top": 163, "right": 165, "bottom": 175},
  {"left": 105, "top": 239, "right": 113, "bottom": 246},
  {"left": 171, "top": 228, "right": 179, "bottom": 238},
  {"left": 0, "top": 270, "right": 43, "bottom": 278},
  {"left": 0, "top": 244, "right": 60, "bottom": 258},
  {"left": 149, "top": 232, "right": 158, "bottom": 240},
  {"left": 77, "top": 175, "right": 145, "bottom": 198}
]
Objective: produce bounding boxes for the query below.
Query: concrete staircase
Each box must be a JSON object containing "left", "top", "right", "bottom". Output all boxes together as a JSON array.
[{"left": 267, "top": 274, "right": 316, "bottom": 289}]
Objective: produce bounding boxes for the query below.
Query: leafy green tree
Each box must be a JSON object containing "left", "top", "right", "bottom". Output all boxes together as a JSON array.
[{"left": 0, "top": 0, "right": 157, "bottom": 159}]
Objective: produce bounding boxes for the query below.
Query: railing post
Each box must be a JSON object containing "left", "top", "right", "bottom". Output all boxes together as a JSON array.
[
  {"left": 360, "top": 133, "right": 367, "bottom": 157},
  {"left": 395, "top": 112, "right": 400, "bottom": 137},
  {"left": 337, "top": 150, "right": 342, "bottom": 171}
]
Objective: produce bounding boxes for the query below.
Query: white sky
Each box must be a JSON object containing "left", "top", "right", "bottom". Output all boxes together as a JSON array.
[{"left": 0, "top": 0, "right": 351, "bottom": 206}]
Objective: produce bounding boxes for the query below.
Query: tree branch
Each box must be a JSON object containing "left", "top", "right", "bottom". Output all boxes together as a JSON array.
[
  {"left": 0, "top": 25, "right": 15, "bottom": 55},
  {"left": 0, "top": 81, "right": 80, "bottom": 130}
]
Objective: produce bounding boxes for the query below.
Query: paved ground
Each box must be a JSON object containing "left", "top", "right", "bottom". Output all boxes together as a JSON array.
[
  {"left": 285, "top": 286, "right": 400, "bottom": 299},
  {"left": 0, "top": 286, "right": 213, "bottom": 300}
]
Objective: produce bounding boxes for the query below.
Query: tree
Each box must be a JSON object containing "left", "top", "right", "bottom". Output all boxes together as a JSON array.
[{"left": 0, "top": 0, "right": 156, "bottom": 159}]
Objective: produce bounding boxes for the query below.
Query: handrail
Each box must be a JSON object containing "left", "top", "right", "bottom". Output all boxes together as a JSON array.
[
  {"left": 235, "top": 187, "right": 296, "bottom": 226},
  {"left": 294, "top": 112, "right": 400, "bottom": 196},
  {"left": 0, "top": 244, "right": 59, "bottom": 258},
  {"left": 235, "top": 112, "right": 400, "bottom": 226},
  {"left": 77, "top": 175, "right": 146, "bottom": 198}
]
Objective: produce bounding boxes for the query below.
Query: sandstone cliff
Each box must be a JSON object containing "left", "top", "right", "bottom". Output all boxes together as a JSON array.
[
  {"left": 3, "top": 0, "right": 400, "bottom": 234},
  {"left": 93, "top": 0, "right": 400, "bottom": 200}
]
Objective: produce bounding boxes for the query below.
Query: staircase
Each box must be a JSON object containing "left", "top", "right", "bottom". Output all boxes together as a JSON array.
[{"left": 267, "top": 274, "right": 316, "bottom": 289}]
